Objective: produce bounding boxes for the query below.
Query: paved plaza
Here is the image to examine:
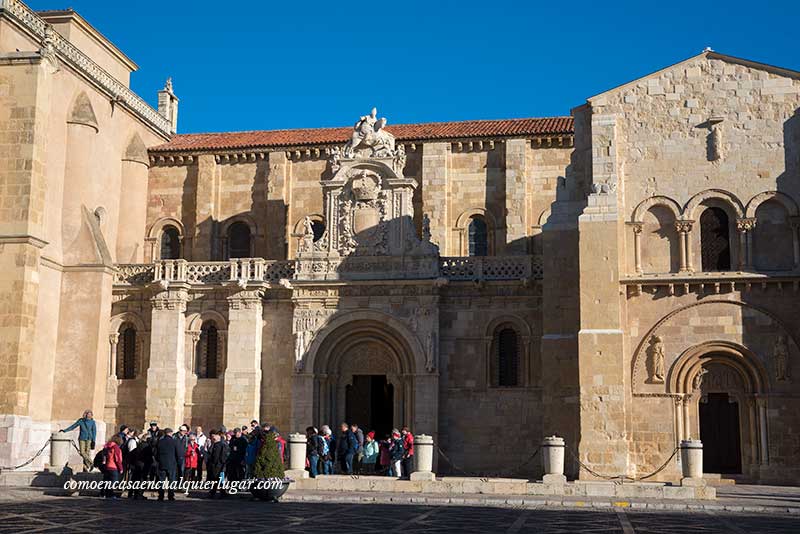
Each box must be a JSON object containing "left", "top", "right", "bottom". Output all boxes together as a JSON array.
[{"left": 0, "top": 488, "right": 798, "bottom": 533}]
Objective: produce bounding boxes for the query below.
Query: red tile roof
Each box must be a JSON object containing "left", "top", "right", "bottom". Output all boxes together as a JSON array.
[{"left": 150, "top": 116, "right": 574, "bottom": 153}]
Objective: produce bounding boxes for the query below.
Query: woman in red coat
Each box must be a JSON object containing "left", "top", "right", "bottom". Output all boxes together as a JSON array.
[
  {"left": 184, "top": 433, "right": 200, "bottom": 481},
  {"left": 102, "top": 435, "right": 124, "bottom": 499}
]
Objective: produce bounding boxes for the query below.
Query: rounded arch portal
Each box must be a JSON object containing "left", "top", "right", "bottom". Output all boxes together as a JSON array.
[{"left": 292, "top": 310, "right": 436, "bottom": 439}]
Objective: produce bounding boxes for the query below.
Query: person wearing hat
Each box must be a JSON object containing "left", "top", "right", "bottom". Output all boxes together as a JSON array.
[
  {"left": 362, "top": 431, "right": 379, "bottom": 473},
  {"left": 147, "top": 421, "right": 159, "bottom": 442}
]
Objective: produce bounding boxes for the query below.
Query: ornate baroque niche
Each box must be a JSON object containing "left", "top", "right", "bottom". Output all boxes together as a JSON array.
[{"left": 295, "top": 108, "right": 438, "bottom": 281}]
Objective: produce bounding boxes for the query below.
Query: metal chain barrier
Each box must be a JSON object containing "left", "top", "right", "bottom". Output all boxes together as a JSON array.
[
  {"left": 566, "top": 445, "right": 679, "bottom": 484},
  {"left": 0, "top": 439, "right": 50, "bottom": 471},
  {"left": 436, "top": 445, "right": 541, "bottom": 478}
]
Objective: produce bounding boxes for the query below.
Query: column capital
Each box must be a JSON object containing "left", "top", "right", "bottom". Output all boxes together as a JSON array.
[
  {"left": 674, "top": 220, "right": 694, "bottom": 234},
  {"left": 736, "top": 217, "right": 757, "bottom": 232},
  {"left": 150, "top": 287, "right": 189, "bottom": 312},
  {"left": 108, "top": 333, "right": 119, "bottom": 345},
  {"left": 227, "top": 289, "right": 264, "bottom": 310},
  {"left": 626, "top": 221, "right": 644, "bottom": 234}
]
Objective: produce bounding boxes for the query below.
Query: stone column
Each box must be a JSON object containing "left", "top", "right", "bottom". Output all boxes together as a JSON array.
[
  {"left": 542, "top": 435, "right": 566, "bottom": 484},
  {"left": 49, "top": 432, "right": 71, "bottom": 470},
  {"left": 790, "top": 218, "right": 800, "bottom": 269},
  {"left": 680, "top": 439, "right": 705, "bottom": 486},
  {"left": 504, "top": 138, "right": 528, "bottom": 254},
  {"left": 108, "top": 333, "right": 119, "bottom": 378},
  {"left": 736, "top": 218, "right": 756, "bottom": 270},
  {"left": 145, "top": 285, "right": 189, "bottom": 429},
  {"left": 223, "top": 289, "right": 263, "bottom": 429},
  {"left": 410, "top": 434, "right": 435, "bottom": 480},
  {"left": 628, "top": 222, "right": 643, "bottom": 274},
  {"left": 286, "top": 432, "right": 309, "bottom": 479},
  {"left": 675, "top": 221, "right": 693, "bottom": 273},
  {"left": 421, "top": 143, "right": 449, "bottom": 253}
]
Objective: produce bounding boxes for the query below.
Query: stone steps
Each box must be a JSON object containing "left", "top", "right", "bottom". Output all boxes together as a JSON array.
[{"left": 703, "top": 473, "right": 737, "bottom": 486}]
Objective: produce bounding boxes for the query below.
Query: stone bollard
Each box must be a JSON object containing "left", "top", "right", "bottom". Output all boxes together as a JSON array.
[
  {"left": 541, "top": 435, "right": 566, "bottom": 484},
  {"left": 285, "top": 432, "right": 308, "bottom": 479},
  {"left": 49, "top": 432, "right": 71, "bottom": 472},
  {"left": 680, "top": 439, "right": 705, "bottom": 486},
  {"left": 410, "top": 434, "right": 435, "bottom": 481}
]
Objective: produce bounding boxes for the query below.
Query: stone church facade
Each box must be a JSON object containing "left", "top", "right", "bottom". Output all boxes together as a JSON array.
[{"left": 1, "top": 1, "right": 799, "bottom": 483}]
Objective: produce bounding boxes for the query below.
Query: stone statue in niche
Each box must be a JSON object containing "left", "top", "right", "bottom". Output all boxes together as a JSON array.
[
  {"left": 707, "top": 116, "right": 723, "bottom": 162},
  {"left": 422, "top": 213, "right": 432, "bottom": 242},
  {"left": 302, "top": 216, "right": 315, "bottom": 238},
  {"left": 646, "top": 335, "right": 665, "bottom": 384},
  {"left": 692, "top": 368, "right": 708, "bottom": 391},
  {"left": 344, "top": 107, "right": 396, "bottom": 158},
  {"left": 426, "top": 331, "right": 437, "bottom": 373},
  {"left": 774, "top": 334, "right": 790, "bottom": 381}
]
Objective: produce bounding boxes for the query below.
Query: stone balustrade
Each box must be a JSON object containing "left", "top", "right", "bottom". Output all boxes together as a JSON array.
[{"left": 114, "top": 255, "right": 544, "bottom": 287}]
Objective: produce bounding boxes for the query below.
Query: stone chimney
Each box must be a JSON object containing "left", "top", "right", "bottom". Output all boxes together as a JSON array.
[{"left": 157, "top": 77, "right": 179, "bottom": 134}]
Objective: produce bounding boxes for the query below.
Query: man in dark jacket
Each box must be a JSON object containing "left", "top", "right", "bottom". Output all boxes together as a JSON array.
[
  {"left": 336, "top": 422, "right": 358, "bottom": 475},
  {"left": 226, "top": 427, "right": 247, "bottom": 485},
  {"left": 173, "top": 424, "right": 189, "bottom": 478},
  {"left": 127, "top": 433, "right": 153, "bottom": 500},
  {"left": 155, "top": 428, "right": 182, "bottom": 501},
  {"left": 206, "top": 431, "right": 230, "bottom": 498}
]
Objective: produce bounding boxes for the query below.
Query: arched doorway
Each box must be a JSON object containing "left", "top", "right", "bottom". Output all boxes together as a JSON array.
[
  {"left": 291, "top": 310, "right": 438, "bottom": 440},
  {"left": 670, "top": 342, "right": 769, "bottom": 479}
]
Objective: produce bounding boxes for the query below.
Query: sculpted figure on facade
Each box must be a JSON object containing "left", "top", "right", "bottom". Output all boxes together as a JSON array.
[
  {"left": 344, "top": 107, "right": 396, "bottom": 158},
  {"left": 426, "top": 331, "right": 437, "bottom": 373},
  {"left": 646, "top": 335, "right": 666, "bottom": 384},
  {"left": 692, "top": 368, "right": 708, "bottom": 392},
  {"left": 774, "top": 335, "right": 790, "bottom": 381},
  {"left": 293, "top": 309, "right": 335, "bottom": 373}
]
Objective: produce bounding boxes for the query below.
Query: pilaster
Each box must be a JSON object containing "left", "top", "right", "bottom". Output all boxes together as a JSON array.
[
  {"left": 145, "top": 285, "right": 189, "bottom": 429},
  {"left": 421, "top": 142, "right": 449, "bottom": 252},
  {"left": 223, "top": 289, "right": 264, "bottom": 428},
  {"left": 504, "top": 138, "right": 528, "bottom": 253},
  {"left": 193, "top": 154, "right": 217, "bottom": 260}
]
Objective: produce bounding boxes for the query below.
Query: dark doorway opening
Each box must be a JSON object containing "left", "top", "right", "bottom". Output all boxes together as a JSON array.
[
  {"left": 346, "top": 375, "right": 394, "bottom": 439},
  {"left": 699, "top": 392, "right": 742, "bottom": 474}
]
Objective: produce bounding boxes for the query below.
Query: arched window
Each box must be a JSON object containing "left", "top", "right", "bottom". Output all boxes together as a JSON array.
[
  {"left": 311, "top": 220, "right": 325, "bottom": 242},
  {"left": 700, "top": 207, "right": 731, "bottom": 271},
  {"left": 160, "top": 225, "right": 181, "bottom": 260},
  {"left": 196, "top": 322, "right": 220, "bottom": 379},
  {"left": 468, "top": 216, "right": 488, "bottom": 257},
  {"left": 495, "top": 327, "right": 519, "bottom": 387},
  {"left": 227, "top": 222, "right": 251, "bottom": 259},
  {"left": 116, "top": 323, "right": 137, "bottom": 380}
]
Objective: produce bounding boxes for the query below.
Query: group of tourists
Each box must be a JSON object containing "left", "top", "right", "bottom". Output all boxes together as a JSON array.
[
  {"left": 61, "top": 412, "right": 287, "bottom": 501},
  {"left": 61, "top": 411, "right": 417, "bottom": 501},
  {"left": 304, "top": 423, "right": 415, "bottom": 478}
]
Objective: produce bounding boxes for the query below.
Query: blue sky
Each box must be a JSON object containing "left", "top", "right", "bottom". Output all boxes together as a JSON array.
[{"left": 28, "top": 0, "right": 800, "bottom": 134}]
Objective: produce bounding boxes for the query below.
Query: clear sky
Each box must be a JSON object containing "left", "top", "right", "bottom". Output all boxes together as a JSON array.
[{"left": 27, "top": 0, "right": 800, "bottom": 134}]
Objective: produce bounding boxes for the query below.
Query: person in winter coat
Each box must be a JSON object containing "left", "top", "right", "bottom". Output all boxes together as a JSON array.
[
  {"left": 184, "top": 433, "right": 200, "bottom": 482},
  {"left": 59, "top": 410, "right": 96, "bottom": 472},
  {"left": 127, "top": 432, "right": 152, "bottom": 499},
  {"left": 245, "top": 428, "right": 262, "bottom": 479},
  {"left": 194, "top": 426, "right": 207, "bottom": 480},
  {"left": 173, "top": 424, "right": 189, "bottom": 478},
  {"left": 305, "top": 426, "right": 321, "bottom": 478},
  {"left": 351, "top": 423, "right": 365, "bottom": 473},
  {"left": 102, "top": 435, "right": 124, "bottom": 498},
  {"left": 379, "top": 435, "right": 391, "bottom": 474},
  {"left": 226, "top": 427, "right": 247, "bottom": 484},
  {"left": 389, "top": 429, "right": 404, "bottom": 478},
  {"left": 336, "top": 422, "right": 358, "bottom": 474},
  {"left": 362, "top": 431, "right": 379, "bottom": 472},
  {"left": 207, "top": 431, "right": 230, "bottom": 499},
  {"left": 155, "top": 428, "right": 182, "bottom": 501},
  {"left": 401, "top": 426, "right": 415, "bottom": 480}
]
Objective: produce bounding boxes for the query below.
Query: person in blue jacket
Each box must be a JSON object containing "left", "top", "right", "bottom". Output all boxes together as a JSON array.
[{"left": 59, "top": 410, "right": 96, "bottom": 472}]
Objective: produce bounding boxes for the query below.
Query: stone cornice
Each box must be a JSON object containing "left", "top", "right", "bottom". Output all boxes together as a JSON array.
[
  {"left": 0, "top": 233, "right": 48, "bottom": 248},
  {"left": 0, "top": 0, "right": 170, "bottom": 138}
]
